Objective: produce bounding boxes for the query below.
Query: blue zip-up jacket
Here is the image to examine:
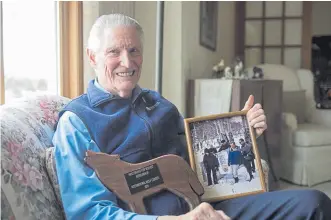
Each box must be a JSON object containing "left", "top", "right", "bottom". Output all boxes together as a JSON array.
[
  {"left": 52, "top": 79, "right": 189, "bottom": 220},
  {"left": 228, "top": 147, "right": 242, "bottom": 166}
]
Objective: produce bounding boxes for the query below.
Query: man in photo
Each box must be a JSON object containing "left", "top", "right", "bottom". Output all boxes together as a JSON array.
[
  {"left": 239, "top": 138, "right": 254, "bottom": 181},
  {"left": 203, "top": 148, "right": 219, "bottom": 186},
  {"left": 207, "top": 139, "right": 218, "bottom": 154},
  {"left": 218, "top": 139, "right": 230, "bottom": 152},
  {"left": 246, "top": 140, "right": 255, "bottom": 173},
  {"left": 228, "top": 142, "right": 241, "bottom": 183}
]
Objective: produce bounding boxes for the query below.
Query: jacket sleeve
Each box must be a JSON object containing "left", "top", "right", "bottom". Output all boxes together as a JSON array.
[
  {"left": 241, "top": 143, "right": 252, "bottom": 154},
  {"left": 52, "top": 111, "right": 158, "bottom": 220}
]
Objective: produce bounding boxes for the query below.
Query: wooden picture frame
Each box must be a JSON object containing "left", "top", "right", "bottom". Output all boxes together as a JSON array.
[
  {"left": 200, "top": 1, "right": 218, "bottom": 51},
  {"left": 184, "top": 110, "right": 266, "bottom": 202}
]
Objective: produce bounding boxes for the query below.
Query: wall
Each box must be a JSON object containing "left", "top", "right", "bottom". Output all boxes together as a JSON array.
[
  {"left": 182, "top": 2, "right": 235, "bottom": 80},
  {"left": 180, "top": 1, "right": 235, "bottom": 116},
  {"left": 82, "top": 1, "right": 99, "bottom": 91},
  {"left": 162, "top": 2, "right": 183, "bottom": 113},
  {"left": 312, "top": 2, "right": 331, "bottom": 36},
  {"left": 82, "top": 1, "right": 236, "bottom": 116},
  {"left": 134, "top": 2, "right": 157, "bottom": 91},
  {"left": 98, "top": 1, "right": 135, "bottom": 17}
]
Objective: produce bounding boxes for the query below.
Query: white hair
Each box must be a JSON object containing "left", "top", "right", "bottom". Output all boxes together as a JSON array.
[{"left": 87, "top": 14, "right": 144, "bottom": 53}]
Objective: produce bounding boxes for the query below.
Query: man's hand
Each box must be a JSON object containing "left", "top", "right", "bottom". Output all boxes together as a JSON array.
[
  {"left": 242, "top": 95, "right": 267, "bottom": 137},
  {"left": 179, "top": 203, "right": 230, "bottom": 220},
  {"left": 158, "top": 203, "right": 230, "bottom": 220}
]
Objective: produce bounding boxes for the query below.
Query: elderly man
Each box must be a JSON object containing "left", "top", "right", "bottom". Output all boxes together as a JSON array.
[{"left": 52, "top": 14, "right": 331, "bottom": 220}]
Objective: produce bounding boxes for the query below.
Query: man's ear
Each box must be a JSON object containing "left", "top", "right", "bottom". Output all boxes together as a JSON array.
[{"left": 87, "top": 48, "right": 97, "bottom": 67}]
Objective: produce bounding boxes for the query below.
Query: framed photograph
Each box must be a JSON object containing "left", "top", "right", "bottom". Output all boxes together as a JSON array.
[
  {"left": 200, "top": 1, "right": 218, "bottom": 51},
  {"left": 184, "top": 111, "right": 266, "bottom": 202}
]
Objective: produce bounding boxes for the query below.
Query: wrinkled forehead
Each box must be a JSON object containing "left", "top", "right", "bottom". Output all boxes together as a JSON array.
[{"left": 101, "top": 26, "right": 142, "bottom": 51}]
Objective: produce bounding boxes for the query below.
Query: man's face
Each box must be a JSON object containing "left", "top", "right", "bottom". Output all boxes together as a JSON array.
[
  {"left": 230, "top": 143, "right": 235, "bottom": 148},
  {"left": 93, "top": 26, "right": 143, "bottom": 98}
]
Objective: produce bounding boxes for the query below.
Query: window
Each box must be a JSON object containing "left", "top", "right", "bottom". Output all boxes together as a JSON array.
[
  {"left": 0, "top": 1, "right": 84, "bottom": 104},
  {"left": 235, "top": 2, "right": 312, "bottom": 70},
  {"left": 1, "top": 1, "right": 60, "bottom": 104}
]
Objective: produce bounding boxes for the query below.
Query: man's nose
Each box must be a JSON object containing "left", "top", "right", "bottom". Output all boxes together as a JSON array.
[{"left": 120, "top": 51, "right": 131, "bottom": 68}]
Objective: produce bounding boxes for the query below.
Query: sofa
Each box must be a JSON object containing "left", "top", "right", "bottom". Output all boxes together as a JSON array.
[
  {"left": 0, "top": 94, "right": 270, "bottom": 219},
  {"left": 247, "top": 64, "right": 331, "bottom": 187}
]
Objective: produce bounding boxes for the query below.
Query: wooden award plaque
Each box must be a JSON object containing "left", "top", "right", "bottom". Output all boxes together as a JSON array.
[{"left": 84, "top": 150, "right": 204, "bottom": 214}]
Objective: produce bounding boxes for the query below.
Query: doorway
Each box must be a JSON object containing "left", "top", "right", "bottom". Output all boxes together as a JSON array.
[{"left": 311, "top": 2, "right": 331, "bottom": 108}]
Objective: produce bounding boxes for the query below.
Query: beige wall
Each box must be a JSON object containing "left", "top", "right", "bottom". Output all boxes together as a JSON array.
[
  {"left": 163, "top": 1, "right": 236, "bottom": 115},
  {"left": 82, "top": 1, "right": 236, "bottom": 116},
  {"left": 178, "top": 1, "right": 235, "bottom": 115},
  {"left": 162, "top": 1, "right": 184, "bottom": 113},
  {"left": 182, "top": 2, "right": 235, "bottom": 80},
  {"left": 98, "top": 1, "right": 135, "bottom": 17},
  {"left": 134, "top": 2, "right": 157, "bottom": 91},
  {"left": 312, "top": 2, "right": 331, "bottom": 36},
  {"left": 82, "top": 1, "right": 99, "bottom": 92}
]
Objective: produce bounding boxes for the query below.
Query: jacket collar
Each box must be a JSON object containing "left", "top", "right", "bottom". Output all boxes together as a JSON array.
[{"left": 87, "top": 79, "right": 145, "bottom": 107}]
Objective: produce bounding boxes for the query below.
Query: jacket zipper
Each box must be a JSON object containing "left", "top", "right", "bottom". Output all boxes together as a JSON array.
[{"left": 132, "top": 103, "right": 154, "bottom": 156}]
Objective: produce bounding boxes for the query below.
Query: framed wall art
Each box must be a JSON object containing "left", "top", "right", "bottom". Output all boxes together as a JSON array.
[{"left": 200, "top": 1, "right": 218, "bottom": 51}]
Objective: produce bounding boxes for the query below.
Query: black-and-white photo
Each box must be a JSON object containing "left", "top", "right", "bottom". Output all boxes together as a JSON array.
[{"left": 185, "top": 112, "right": 266, "bottom": 202}]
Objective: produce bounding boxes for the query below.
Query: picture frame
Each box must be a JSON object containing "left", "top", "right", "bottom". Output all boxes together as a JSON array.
[
  {"left": 184, "top": 110, "right": 267, "bottom": 202},
  {"left": 200, "top": 1, "right": 218, "bottom": 51}
]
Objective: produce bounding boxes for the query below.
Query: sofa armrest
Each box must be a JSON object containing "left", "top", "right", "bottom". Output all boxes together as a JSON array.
[
  {"left": 282, "top": 112, "right": 298, "bottom": 131},
  {"left": 310, "top": 109, "right": 331, "bottom": 128},
  {"left": 0, "top": 95, "right": 68, "bottom": 220}
]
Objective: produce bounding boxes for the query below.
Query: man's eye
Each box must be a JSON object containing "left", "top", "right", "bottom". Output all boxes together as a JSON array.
[
  {"left": 110, "top": 50, "right": 119, "bottom": 54},
  {"left": 129, "top": 48, "right": 140, "bottom": 55},
  {"left": 107, "top": 49, "right": 120, "bottom": 55}
]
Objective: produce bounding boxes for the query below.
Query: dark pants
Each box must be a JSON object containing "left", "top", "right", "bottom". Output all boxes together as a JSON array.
[
  {"left": 243, "top": 159, "right": 253, "bottom": 177},
  {"left": 206, "top": 166, "right": 217, "bottom": 185},
  {"left": 212, "top": 189, "right": 331, "bottom": 220},
  {"left": 251, "top": 160, "right": 255, "bottom": 172}
]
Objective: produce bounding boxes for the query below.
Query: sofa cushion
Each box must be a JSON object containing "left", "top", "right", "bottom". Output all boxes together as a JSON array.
[
  {"left": 283, "top": 90, "right": 306, "bottom": 124},
  {"left": 293, "top": 123, "right": 331, "bottom": 147}
]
